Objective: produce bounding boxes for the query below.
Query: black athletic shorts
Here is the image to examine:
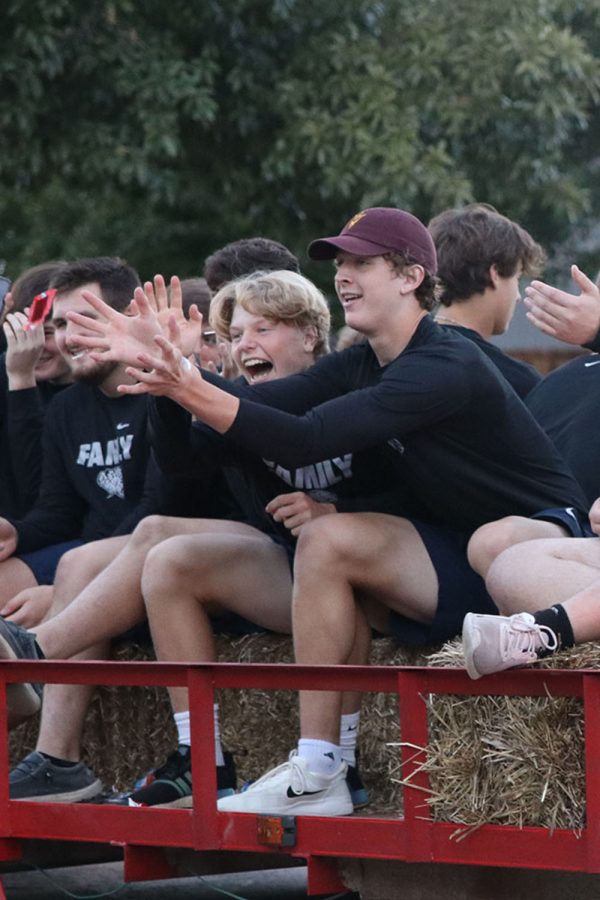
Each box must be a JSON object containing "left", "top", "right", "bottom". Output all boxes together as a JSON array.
[
  {"left": 17, "top": 539, "right": 84, "bottom": 585},
  {"left": 531, "top": 506, "right": 594, "bottom": 538},
  {"left": 388, "top": 520, "right": 497, "bottom": 647}
]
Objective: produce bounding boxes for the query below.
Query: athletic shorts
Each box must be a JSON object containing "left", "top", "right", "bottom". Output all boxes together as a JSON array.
[
  {"left": 531, "top": 506, "right": 594, "bottom": 538},
  {"left": 388, "top": 520, "right": 497, "bottom": 647},
  {"left": 17, "top": 540, "right": 84, "bottom": 585}
]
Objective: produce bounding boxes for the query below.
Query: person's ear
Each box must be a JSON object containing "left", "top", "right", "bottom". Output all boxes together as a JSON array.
[
  {"left": 302, "top": 325, "right": 318, "bottom": 352},
  {"left": 489, "top": 264, "right": 501, "bottom": 287},
  {"left": 399, "top": 264, "right": 425, "bottom": 295}
]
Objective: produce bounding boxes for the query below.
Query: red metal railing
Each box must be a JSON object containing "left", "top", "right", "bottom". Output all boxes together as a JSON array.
[{"left": 0, "top": 659, "right": 597, "bottom": 894}]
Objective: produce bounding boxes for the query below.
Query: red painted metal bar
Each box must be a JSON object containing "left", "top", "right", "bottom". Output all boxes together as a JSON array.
[
  {"left": 188, "top": 667, "right": 220, "bottom": 851},
  {"left": 583, "top": 674, "right": 600, "bottom": 872},
  {"left": 396, "top": 669, "right": 433, "bottom": 863},
  {"left": 0, "top": 656, "right": 596, "bottom": 885}
]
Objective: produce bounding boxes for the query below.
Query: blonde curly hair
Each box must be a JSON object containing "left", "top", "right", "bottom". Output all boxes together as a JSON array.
[{"left": 209, "top": 270, "right": 331, "bottom": 359}]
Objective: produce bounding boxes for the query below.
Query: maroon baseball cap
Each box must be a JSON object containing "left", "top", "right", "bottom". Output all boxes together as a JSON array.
[{"left": 308, "top": 207, "right": 437, "bottom": 274}]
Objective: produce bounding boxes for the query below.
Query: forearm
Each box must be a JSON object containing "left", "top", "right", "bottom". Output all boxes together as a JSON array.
[{"left": 168, "top": 371, "right": 240, "bottom": 434}]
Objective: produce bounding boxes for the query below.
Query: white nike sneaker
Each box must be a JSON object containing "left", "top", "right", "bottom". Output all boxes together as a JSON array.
[
  {"left": 462, "top": 612, "right": 558, "bottom": 680},
  {"left": 217, "top": 754, "right": 353, "bottom": 816}
]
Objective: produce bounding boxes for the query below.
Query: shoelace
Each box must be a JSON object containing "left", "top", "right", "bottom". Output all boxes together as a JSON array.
[
  {"left": 243, "top": 753, "right": 308, "bottom": 794},
  {"left": 501, "top": 616, "right": 558, "bottom": 661},
  {"left": 12, "top": 755, "right": 42, "bottom": 777}
]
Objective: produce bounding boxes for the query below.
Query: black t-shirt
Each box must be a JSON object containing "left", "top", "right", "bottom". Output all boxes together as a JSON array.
[
  {"left": 439, "top": 324, "right": 540, "bottom": 399},
  {"left": 526, "top": 354, "right": 600, "bottom": 507},
  {"left": 206, "top": 317, "right": 585, "bottom": 535}
]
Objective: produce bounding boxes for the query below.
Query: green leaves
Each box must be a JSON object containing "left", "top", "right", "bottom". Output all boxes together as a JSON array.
[{"left": 1, "top": 0, "right": 599, "bottom": 280}]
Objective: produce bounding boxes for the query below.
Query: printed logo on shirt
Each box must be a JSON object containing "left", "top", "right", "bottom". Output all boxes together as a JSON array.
[
  {"left": 96, "top": 466, "right": 125, "bottom": 499},
  {"left": 76, "top": 435, "right": 133, "bottom": 467},
  {"left": 263, "top": 454, "right": 353, "bottom": 491},
  {"left": 116, "top": 422, "right": 130, "bottom": 429},
  {"left": 387, "top": 438, "right": 405, "bottom": 454},
  {"left": 584, "top": 359, "right": 600, "bottom": 367}
]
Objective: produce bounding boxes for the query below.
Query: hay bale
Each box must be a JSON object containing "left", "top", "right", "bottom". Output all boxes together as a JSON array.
[
  {"left": 8, "top": 635, "right": 434, "bottom": 805},
  {"left": 412, "top": 639, "right": 596, "bottom": 830},
  {"left": 9, "top": 630, "right": 592, "bottom": 829}
]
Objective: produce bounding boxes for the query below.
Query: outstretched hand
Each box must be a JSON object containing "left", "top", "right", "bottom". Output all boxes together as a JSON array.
[
  {"left": 524, "top": 265, "right": 600, "bottom": 346},
  {"left": 67, "top": 275, "right": 204, "bottom": 365},
  {"left": 118, "top": 333, "right": 202, "bottom": 399}
]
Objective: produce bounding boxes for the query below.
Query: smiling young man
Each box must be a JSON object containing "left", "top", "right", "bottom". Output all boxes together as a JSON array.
[{"left": 49, "top": 207, "right": 589, "bottom": 816}]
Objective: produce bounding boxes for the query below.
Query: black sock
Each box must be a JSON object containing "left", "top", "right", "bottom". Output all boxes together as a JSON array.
[
  {"left": 533, "top": 604, "right": 574, "bottom": 654},
  {"left": 39, "top": 752, "right": 78, "bottom": 768}
]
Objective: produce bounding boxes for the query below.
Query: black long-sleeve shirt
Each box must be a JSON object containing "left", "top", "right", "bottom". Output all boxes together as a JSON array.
[
  {"left": 7, "top": 382, "right": 158, "bottom": 553},
  {"left": 0, "top": 355, "right": 67, "bottom": 517},
  {"left": 203, "top": 317, "right": 586, "bottom": 535}
]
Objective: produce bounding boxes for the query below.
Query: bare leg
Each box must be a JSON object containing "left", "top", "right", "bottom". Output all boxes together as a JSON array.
[
  {"left": 0, "top": 558, "right": 38, "bottom": 604},
  {"left": 33, "top": 519, "right": 268, "bottom": 759},
  {"left": 142, "top": 529, "right": 293, "bottom": 713},
  {"left": 486, "top": 536, "right": 600, "bottom": 615},
  {"left": 35, "top": 536, "right": 128, "bottom": 760},
  {"left": 467, "top": 516, "right": 568, "bottom": 579},
  {"left": 33, "top": 517, "right": 260, "bottom": 659},
  {"left": 293, "top": 514, "right": 438, "bottom": 743}
]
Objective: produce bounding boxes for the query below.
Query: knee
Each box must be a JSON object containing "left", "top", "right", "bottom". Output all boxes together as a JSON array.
[
  {"left": 130, "top": 515, "right": 173, "bottom": 550},
  {"left": 467, "top": 516, "right": 526, "bottom": 578},
  {"left": 295, "top": 515, "right": 351, "bottom": 570}
]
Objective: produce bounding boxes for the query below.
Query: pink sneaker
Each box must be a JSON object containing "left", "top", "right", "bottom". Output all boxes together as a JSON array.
[{"left": 462, "top": 612, "right": 558, "bottom": 680}]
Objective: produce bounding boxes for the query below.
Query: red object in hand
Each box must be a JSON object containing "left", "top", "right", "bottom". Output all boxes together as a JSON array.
[{"left": 24, "top": 289, "right": 57, "bottom": 330}]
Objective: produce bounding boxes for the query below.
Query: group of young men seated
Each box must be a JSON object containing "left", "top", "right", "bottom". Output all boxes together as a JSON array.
[{"left": 0, "top": 202, "right": 599, "bottom": 817}]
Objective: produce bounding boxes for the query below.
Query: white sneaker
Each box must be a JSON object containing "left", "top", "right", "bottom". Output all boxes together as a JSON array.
[
  {"left": 217, "top": 754, "right": 353, "bottom": 816},
  {"left": 462, "top": 612, "right": 558, "bottom": 680}
]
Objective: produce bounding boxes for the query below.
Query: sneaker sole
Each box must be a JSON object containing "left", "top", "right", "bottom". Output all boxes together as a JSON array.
[
  {"left": 128, "top": 786, "right": 235, "bottom": 810},
  {"left": 218, "top": 796, "right": 354, "bottom": 816},
  {"left": 0, "top": 633, "right": 42, "bottom": 725},
  {"left": 462, "top": 613, "right": 483, "bottom": 680},
  {"left": 12, "top": 778, "right": 104, "bottom": 804}
]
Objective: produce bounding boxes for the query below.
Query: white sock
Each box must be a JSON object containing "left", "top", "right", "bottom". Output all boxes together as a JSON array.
[
  {"left": 297, "top": 738, "right": 342, "bottom": 775},
  {"left": 339, "top": 711, "right": 360, "bottom": 767},
  {"left": 174, "top": 706, "right": 225, "bottom": 767},
  {"left": 174, "top": 710, "right": 191, "bottom": 747},
  {"left": 213, "top": 703, "right": 225, "bottom": 767}
]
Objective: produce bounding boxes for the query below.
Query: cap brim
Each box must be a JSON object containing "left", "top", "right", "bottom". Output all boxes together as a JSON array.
[{"left": 308, "top": 235, "right": 392, "bottom": 261}]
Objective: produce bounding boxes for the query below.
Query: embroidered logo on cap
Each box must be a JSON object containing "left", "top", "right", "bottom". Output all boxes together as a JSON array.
[{"left": 344, "top": 211, "right": 367, "bottom": 230}]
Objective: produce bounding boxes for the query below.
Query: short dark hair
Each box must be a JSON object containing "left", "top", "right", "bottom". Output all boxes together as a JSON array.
[
  {"left": 203, "top": 238, "right": 300, "bottom": 292},
  {"left": 383, "top": 252, "right": 437, "bottom": 311},
  {"left": 49, "top": 256, "right": 141, "bottom": 312},
  {"left": 179, "top": 277, "right": 212, "bottom": 320},
  {"left": 428, "top": 204, "right": 546, "bottom": 306}
]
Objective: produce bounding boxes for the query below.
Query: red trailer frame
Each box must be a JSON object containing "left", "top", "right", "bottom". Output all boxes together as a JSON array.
[{"left": 0, "top": 658, "right": 596, "bottom": 896}]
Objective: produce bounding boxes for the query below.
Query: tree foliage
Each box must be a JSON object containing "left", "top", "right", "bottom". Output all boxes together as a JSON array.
[{"left": 1, "top": 0, "right": 599, "bottom": 283}]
